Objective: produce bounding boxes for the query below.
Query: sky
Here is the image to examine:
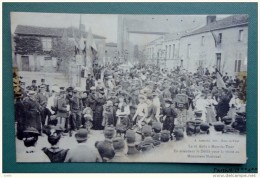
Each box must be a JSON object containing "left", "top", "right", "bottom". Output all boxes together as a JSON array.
[
  {"left": 11, "top": 12, "right": 118, "bottom": 43},
  {"left": 11, "top": 12, "right": 231, "bottom": 46}
]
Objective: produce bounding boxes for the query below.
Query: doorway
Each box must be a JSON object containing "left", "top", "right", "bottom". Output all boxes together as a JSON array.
[
  {"left": 21, "top": 56, "right": 29, "bottom": 71},
  {"left": 216, "top": 53, "right": 221, "bottom": 72}
]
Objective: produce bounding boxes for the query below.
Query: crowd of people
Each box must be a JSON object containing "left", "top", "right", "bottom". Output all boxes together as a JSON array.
[{"left": 14, "top": 62, "right": 247, "bottom": 162}]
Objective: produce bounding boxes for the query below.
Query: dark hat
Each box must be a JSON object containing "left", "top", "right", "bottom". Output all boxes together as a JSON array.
[
  {"left": 59, "top": 87, "right": 65, "bottom": 93},
  {"left": 66, "top": 87, "right": 74, "bottom": 92},
  {"left": 164, "top": 98, "right": 173, "bottom": 104},
  {"left": 142, "top": 125, "right": 152, "bottom": 137},
  {"left": 152, "top": 121, "right": 162, "bottom": 131},
  {"left": 113, "top": 137, "right": 125, "bottom": 150},
  {"left": 140, "top": 137, "right": 154, "bottom": 151},
  {"left": 41, "top": 78, "right": 45, "bottom": 82},
  {"left": 125, "top": 130, "right": 136, "bottom": 144},
  {"left": 160, "top": 130, "right": 170, "bottom": 142},
  {"left": 75, "top": 128, "right": 88, "bottom": 141},
  {"left": 23, "top": 127, "right": 40, "bottom": 135},
  {"left": 95, "top": 141, "right": 115, "bottom": 160},
  {"left": 194, "top": 110, "right": 203, "bottom": 117},
  {"left": 104, "top": 126, "right": 116, "bottom": 139},
  {"left": 32, "top": 80, "right": 36, "bottom": 83}
]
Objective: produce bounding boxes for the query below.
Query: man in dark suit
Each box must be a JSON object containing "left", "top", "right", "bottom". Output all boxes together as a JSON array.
[
  {"left": 95, "top": 126, "right": 115, "bottom": 162},
  {"left": 64, "top": 128, "right": 102, "bottom": 162},
  {"left": 36, "top": 85, "right": 52, "bottom": 126}
]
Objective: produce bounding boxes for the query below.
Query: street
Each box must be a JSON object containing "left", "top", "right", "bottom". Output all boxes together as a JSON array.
[{"left": 16, "top": 124, "right": 246, "bottom": 163}]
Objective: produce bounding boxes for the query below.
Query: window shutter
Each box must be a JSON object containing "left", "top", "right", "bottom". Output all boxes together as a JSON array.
[
  {"left": 234, "top": 60, "right": 237, "bottom": 72},
  {"left": 238, "top": 60, "right": 241, "bottom": 72}
]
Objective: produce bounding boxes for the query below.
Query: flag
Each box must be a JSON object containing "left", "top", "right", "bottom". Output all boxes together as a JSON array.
[
  {"left": 87, "top": 27, "right": 97, "bottom": 51},
  {"left": 216, "top": 69, "right": 227, "bottom": 89}
]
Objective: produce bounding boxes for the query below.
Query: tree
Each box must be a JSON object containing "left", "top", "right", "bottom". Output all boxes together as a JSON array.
[{"left": 52, "top": 37, "right": 75, "bottom": 75}]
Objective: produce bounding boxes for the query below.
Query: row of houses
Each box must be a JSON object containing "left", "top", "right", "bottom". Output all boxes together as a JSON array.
[{"left": 144, "top": 15, "right": 248, "bottom": 77}]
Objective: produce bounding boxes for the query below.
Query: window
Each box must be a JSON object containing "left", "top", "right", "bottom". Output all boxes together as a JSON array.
[
  {"left": 238, "top": 30, "right": 244, "bottom": 41},
  {"left": 198, "top": 60, "right": 203, "bottom": 67},
  {"left": 235, "top": 53, "right": 242, "bottom": 72},
  {"left": 169, "top": 45, "right": 171, "bottom": 59},
  {"left": 187, "top": 44, "right": 191, "bottom": 58},
  {"left": 218, "top": 33, "right": 222, "bottom": 44},
  {"left": 172, "top": 44, "right": 175, "bottom": 59},
  {"left": 216, "top": 53, "right": 221, "bottom": 72},
  {"left": 42, "top": 37, "right": 52, "bottom": 51},
  {"left": 165, "top": 45, "right": 168, "bottom": 59},
  {"left": 44, "top": 57, "right": 52, "bottom": 60},
  {"left": 201, "top": 36, "right": 205, "bottom": 46},
  {"left": 235, "top": 60, "right": 241, "bottom": 72},
  {"left": 180, "top": 60, "right": 183, "bottom": 67}
]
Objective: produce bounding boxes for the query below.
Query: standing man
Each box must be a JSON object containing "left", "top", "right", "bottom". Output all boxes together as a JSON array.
[
  {"left": 36, "top": 85, "right": 52, "bottom": 126},
  {"left": 29, "top": 80, "right": 38, "bottom": 91},
  {"left": 64, "top": 129, "right": 102, "bottom": 162},
  {"left": 23, "top": 91, "right": 42, "bottom": 134},
  {"left": 56, "top": 87, "right": 69, "bottom": 131},
  {"left": 39, "top": 78, "right": 50, "bottom": 92},
  {"left": 69, "top": 89, "right": 83, "bottom": 130},
  {"left": 85, "top": 73, "right": 95, "bottom": 95}
]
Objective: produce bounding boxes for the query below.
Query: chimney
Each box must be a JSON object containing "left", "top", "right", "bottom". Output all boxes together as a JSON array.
[{"left": 206, "top": 15, "right": 216, "bottom": 25}]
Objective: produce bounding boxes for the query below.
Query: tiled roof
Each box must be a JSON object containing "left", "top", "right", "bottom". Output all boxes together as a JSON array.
[
  {"left": 106, "top": 42, "right": 117, "bottom": 47},
  {"left": 183, "top": 14, "right": 248, "bottom": 37},
  {"left": 14, "top": 25, "right": 106, "bottom": 39}
]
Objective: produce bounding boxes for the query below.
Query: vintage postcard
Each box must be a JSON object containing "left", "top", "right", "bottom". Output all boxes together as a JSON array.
[{"left": 11, "top": 12, "right": 247, "bottom": 163}]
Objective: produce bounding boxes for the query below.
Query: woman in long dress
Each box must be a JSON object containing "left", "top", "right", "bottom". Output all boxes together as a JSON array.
[{"left": 206, "top": 94, "right": 218, "bottom": 124}]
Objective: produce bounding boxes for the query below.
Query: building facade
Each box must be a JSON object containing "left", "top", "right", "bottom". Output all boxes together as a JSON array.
[
  {"left": 179, "top": 15, "right": 248, "bottom": 76},
  {"left": 104, "top": 42, "right": 118, "bottom": 65},
  {"left": 144, "top": 15, "right": 248, "bottom": 76},
  {"left": 13, "top": 25, "right": 106, "bottom": 73}
]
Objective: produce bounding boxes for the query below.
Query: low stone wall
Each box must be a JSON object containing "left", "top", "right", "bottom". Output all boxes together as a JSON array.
[{"left": 18, "top": 71, "right": 70, "bottom": 88}]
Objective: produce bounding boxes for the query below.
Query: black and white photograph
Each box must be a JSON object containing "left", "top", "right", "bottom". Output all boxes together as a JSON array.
[{"left": 11, "top": 12, "right": 248, "bottom": 163}]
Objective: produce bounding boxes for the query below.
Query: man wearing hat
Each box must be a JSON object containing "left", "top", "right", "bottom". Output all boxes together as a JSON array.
[
  {"left": 137, "top": 124, "right": 155, "bottom": 152},
  {"left": 68, "top": 89, "right": 83, "bottom": 130},
  {"left": 23, "top": 90, "right": 42, "bottom": 134},
  {"left": 28, "top": 80, "right": 38, "bottom": 91},
  {"left": 95, "top": 126, "right": 116, "bottom": 162},
  {"left": 215, "top": 88, "right": 231, "bottom": 121},
  {"left": 152, "top": 121, "right": 162, "bottom": 146},
  {"left": 161, "top": 98, "right": 177, "bottom": 140},
  {"left": 125, "top": 130, "right": 140, "bottom": 155},
  {"left": 17, "top": 127, "right": 50, "bottom": 162},
  {"left": 111, "top": 137, "right": 129, "bottom": 162},
  {"left": 36, "top": 84, "right": 52, "bottom": 126},
  {"left": 64, "top": 128, "right": 102, "bottom": 162},
  {"left": 93, "top": 86, "right": 106, "bottom": 130},
  {"left": 160, "top": 130, "right": 170, "bottom": 143},
  {"left": 42, "top": 126, "right": 69, "bottom": 162},
  {"left": 85, "top": 73, "right": 95, "bottom": 95},
  {"left": 56, "top": 87, "right": 69, "bottom": 131},
  {"left": 38, "top": 78, "right": 49, "bottom": 92}
]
